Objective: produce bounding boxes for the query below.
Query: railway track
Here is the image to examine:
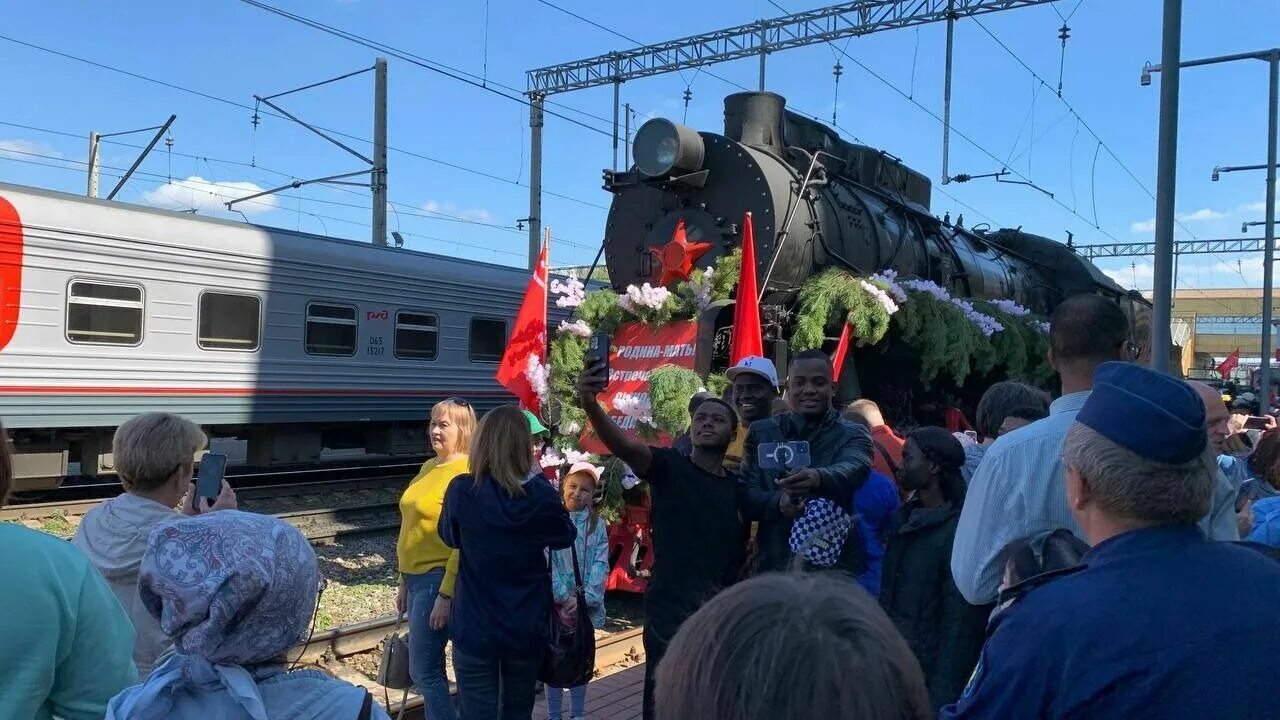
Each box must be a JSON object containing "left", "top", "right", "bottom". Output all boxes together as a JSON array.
[
  {"left": 296, "top": 615, "right": 646, "bottom": 719},
  {"left": 0, "top": 473, "right": 414, "bottom": 522}
]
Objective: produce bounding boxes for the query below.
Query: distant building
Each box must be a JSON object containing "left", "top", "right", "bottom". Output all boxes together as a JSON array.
[{"left": 1146, "top": 288, "right": 1280, "bottom": 386}]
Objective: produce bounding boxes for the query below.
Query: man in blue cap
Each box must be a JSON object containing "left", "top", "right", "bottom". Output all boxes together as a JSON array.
[{"left": 941, "top": 362, "right": 1280, "bottom": 719}]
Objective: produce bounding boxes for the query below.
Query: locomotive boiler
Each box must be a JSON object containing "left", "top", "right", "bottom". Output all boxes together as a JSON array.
[{"left": 600, "top": 91, "right": 1153, "bottom": 410}]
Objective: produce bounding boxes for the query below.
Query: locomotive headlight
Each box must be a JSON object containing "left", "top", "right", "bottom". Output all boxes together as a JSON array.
[{"left": 633, "top": 118, "right": 704, "bottom": 178}]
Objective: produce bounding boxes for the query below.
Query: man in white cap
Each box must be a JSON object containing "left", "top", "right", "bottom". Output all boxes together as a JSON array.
[{"left": 725, "top": 355, "right": 780, "bottom": 472}]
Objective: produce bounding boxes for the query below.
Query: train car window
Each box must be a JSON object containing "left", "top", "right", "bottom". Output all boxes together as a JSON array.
[
  {"left": 66, "top": 280, "right": 144, "bottom": 345},
  {"left": 469, "top": 317, "right": 506, "bottom": 363},
  {"left": 198, "top": 292, "right": 262, "bottom": 351},
  {"left": 395, "top": 311, "right": 438, "bottom": 361},
  {"left": 305, "top": 302, "right": 357, "bottom": 356}
]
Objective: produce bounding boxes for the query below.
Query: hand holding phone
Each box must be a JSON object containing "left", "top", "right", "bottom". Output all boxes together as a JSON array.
[
  {"left": 194, "top": 453, "right": 229, "bottom": 512},
  {"left": 1245, "top": 415, "right": 1275, "bottom": 431}
]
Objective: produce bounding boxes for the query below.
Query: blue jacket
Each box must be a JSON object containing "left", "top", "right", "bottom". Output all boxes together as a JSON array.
[
  {"left": 439, "top": 472, "right": 576, "bottom": 660},
  {"left": 854, "top": 469, "right": 901, "bottom": 595},
  {"left": 941, "top": 525, "right": 1280, "bottom": 719},
  {"left": 1247, "top": 495, "right": 1280, "bottom": 547},
  {"left": 740, "top": 410, "right": 874, "bottom": 573}
]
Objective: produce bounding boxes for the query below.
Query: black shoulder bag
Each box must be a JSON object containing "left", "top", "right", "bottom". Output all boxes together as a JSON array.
[{"left": 538, "top": 544, "right": 597, "bottom": 687}]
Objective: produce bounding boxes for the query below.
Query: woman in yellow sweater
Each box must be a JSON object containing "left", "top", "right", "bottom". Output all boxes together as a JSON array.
[{"left": 397, "top": 397, "right": 475, "bottom": 720}]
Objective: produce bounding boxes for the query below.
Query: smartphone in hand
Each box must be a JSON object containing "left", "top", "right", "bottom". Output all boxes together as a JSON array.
[
  {"left": 195, "top": 453, "right": 228, "bottom": 510},
  {"left": 587, "top": 333, "right": 611, "bottom": 376}
]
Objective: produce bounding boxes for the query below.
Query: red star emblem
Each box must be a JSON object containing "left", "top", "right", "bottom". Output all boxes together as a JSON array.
[{"left": 648, "top": 218, "right": 712, "bottom": 287}]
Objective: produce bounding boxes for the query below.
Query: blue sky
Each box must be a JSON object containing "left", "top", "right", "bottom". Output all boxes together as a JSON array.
[{"left": 1, "top": 0, "right": 1277, "bottom": 294}]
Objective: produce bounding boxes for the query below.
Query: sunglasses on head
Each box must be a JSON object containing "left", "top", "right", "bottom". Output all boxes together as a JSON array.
[{"left": 442, "top": 397, "right": 471, "bottom": 407}]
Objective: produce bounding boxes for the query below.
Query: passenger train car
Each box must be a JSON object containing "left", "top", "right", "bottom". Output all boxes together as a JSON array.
[{"left": 0, "top": 182, "right": 565, "bottom": 490}]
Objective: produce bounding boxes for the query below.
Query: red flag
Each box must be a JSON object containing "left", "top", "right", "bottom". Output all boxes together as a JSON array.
[
  {"left": 1217, "top": 349, "right": 1241, "bottom": 379},
  {"left": 832, "top": 323, "right": 853, "bottom": 381},
  {"left": 730, "top": 211, "right": 764, "bottom": 363},
  {"left": 496, "top": 237, "right": 549, "bottom": 413}
]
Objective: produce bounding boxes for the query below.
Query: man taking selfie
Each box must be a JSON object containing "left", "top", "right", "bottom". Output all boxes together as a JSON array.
[
  {"left": 578, "top": 359, "right": 747, "bottom": 720},
  {"left": 740, "top": 349, "right": 874, "bottom": 576}
]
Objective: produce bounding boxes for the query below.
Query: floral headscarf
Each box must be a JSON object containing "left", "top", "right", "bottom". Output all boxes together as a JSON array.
[{"left": 106, "top": 510, "right": 320, "bottom": 720}]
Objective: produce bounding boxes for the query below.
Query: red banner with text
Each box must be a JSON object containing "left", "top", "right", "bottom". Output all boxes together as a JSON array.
[{"left": 579, "top": 320, "right": 697, "bottom": 453}]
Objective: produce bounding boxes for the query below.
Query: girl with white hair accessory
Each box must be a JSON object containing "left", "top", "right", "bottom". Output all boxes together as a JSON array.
[
  {"left": 545, "top": 461, "right": 610, "bottom": 720},
  {"left": 106, "top": 510, "right": 390, "bottom": 720}
]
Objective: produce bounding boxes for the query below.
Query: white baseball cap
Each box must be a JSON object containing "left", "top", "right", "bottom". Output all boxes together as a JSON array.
[{"left": 726, "top": 355, "right": 779, "bottom": 389}]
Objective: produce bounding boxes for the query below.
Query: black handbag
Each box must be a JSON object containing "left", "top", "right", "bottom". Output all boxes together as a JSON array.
[{"left": 538, "top": 543, "right": 596, "bottom": 687}]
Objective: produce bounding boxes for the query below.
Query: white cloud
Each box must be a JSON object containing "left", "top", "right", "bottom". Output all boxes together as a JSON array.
[
  {"left": 1243, "top": 200, "right": 1278, "bottom": 215},
  {"left": 141, "top": 176, "right": 278, "bottom": 215},
  {"left": 1102, "top": 261, "right": 1154, "bottom": 290},
  {"left": 0, "top": 138, "right": 59, "bottom": 160},
  {"left": 1179, "top": 208, "right": 1228, "bottom": 222},
  {"left": 423, "top": 199, "right": 494, "bottom": 224},
  {"left": 1130, "top": 207, "right": 1231, "bottom": 234}
]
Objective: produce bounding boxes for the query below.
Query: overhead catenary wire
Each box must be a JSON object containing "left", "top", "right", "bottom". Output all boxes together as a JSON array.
[
  {"left": 234, "top": 0, "right": 614, "bottom": 137},
  {"left": 0, "top": 144, "right": 600, "bottom": 253},
  {"left": 966, "top": 14, "right": 1251, "bottom": 286},
  {"left": 0, "top": 36, "right": 610, "bottom": 212}
]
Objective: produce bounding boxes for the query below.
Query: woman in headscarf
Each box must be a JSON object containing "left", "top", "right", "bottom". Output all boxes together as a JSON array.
[{"left": 106, "top": 510, "right": 390, "bottom": 720}]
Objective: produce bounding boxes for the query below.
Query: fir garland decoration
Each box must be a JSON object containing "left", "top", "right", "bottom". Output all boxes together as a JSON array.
[
  {"left": 649, "top": 365, "right": 706, "bottom": 435},
  {"left": 791, "top": 269, "right": 897, "bottom": 351}
]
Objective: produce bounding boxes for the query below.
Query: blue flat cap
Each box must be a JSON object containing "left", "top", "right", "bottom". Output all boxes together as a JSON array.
[{"left": 1076, "top": 362, "right": 1207, "bottom": 464}]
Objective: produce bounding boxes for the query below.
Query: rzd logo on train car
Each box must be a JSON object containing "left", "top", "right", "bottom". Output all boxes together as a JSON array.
[{"left": 366, "top": 310, "right": 389, "bottom": 321}]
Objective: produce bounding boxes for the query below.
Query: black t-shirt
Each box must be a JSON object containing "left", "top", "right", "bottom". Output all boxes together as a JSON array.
[{"left": 643, "top": 447, "right": 747, "bottom": 614}]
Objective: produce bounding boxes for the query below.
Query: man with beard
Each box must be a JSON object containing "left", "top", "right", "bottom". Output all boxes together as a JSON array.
[
  {"left": 740, "top": 349, "right": 874, "bottom": 576},
  {"left": 578, "top": 359, "right": 746, "bottom": 720}
]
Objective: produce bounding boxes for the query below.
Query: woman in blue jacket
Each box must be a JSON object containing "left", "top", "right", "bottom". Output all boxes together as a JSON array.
[{"left": 440, "top": 405, "right": 577, "bottom": 720}]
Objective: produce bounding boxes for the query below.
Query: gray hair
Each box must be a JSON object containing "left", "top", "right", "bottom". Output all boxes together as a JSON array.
[
  {"left": 975, "top": 381, "right": 1050, "bottom": 440},
  {"left": 113, "top": 412, "right": 207, "bottom": 492},
  {"left": 1062, "top": 423, "right": 1214, "bottom": 526}
]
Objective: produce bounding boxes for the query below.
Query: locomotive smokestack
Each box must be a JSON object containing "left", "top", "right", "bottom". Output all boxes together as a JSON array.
[{"left": 724, "top": 92, "right": 786, "bottom": 152}]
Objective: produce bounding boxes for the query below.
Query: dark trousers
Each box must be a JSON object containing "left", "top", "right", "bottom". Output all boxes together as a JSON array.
[
  {"left": 453, "top": 649, "right": 540, "bottom": 720},
  {"left": 641, "top": 614, "right": 681, "bottom": 720}
]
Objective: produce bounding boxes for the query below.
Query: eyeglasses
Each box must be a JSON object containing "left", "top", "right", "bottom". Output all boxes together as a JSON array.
[{"left": 441, "top": 397, "right": 471, "bottom": 407}]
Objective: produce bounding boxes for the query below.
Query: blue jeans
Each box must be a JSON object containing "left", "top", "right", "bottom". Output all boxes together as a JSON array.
[
  {"left": 545, "top": 684, "right": 586, "bottom": 719},
  {"left": 453, "top": 649, "right": 540, "bottom": 720},
  {"left": 406, "top": 569, "right": 458, "bottom": 720}
]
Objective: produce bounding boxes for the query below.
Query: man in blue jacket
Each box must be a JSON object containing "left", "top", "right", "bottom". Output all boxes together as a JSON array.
[
  {"left": 740, "top": 349, "right": 874, "bottom": 576},
  {"left": 942, "top": 363, "right": 1280, "bottom": 719}
]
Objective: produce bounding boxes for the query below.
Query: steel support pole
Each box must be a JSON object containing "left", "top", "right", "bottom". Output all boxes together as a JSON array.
[
  {"left": 758, "top": 25, "right": 767, "bottom": 91},
  {"left": 371, "top": 58, "right": 388, "bottom": 246},
  {"left": 941, "top": 2, "right": 955, "bottom": 183},
  {"left": 87, "top": 131, "right": 100, "bottom": 198},
  {"left": 1259, "top": 53, "right": 1278, "bottom": 402},
  {"left": 624, "top": 103, "right": 631, "bottom": 170},
  {"left": 1150, "top": 0, "right": 1182, "bottom": 374},
  {"left": 612, "top": 78, "right": 620, "bottom": 171},
  {"left": 528, "top": 94, "right": 545, "bottom": 271}
]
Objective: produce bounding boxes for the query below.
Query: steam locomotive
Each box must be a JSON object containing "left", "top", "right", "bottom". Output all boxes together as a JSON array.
[{"left": 600, "top": 91, "right": 1153, "bottom": 416}]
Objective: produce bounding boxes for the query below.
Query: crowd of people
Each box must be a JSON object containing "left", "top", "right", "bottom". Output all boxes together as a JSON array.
[{"left": 7, "top": 291, "right": 1280, "bottom": 720}]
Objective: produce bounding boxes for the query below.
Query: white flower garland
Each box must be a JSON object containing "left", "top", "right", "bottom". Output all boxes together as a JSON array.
[
  {"left": 558, "top": 318, "right": 592, "bottom": 337},
  {"left": 524, "top": 355, "right": 550, "bottom": 405},
  {"left": 858, "top": 279, "right": 900, "bottom": 316},
  {"left": 550, "top": 271, "right": 585, "bottom": 308},
  {"left": 618, "top": 283, "right": 671, "bottom": 312}
]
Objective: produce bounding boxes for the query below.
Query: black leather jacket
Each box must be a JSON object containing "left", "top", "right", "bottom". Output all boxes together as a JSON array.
[{"left": 740, "top": 409, "right": 873, "bottom": 574}]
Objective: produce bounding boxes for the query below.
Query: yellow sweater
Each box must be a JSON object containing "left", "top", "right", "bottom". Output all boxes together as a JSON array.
[{"left": 397, "top": 456, "right": 467, "bottom": 595}]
